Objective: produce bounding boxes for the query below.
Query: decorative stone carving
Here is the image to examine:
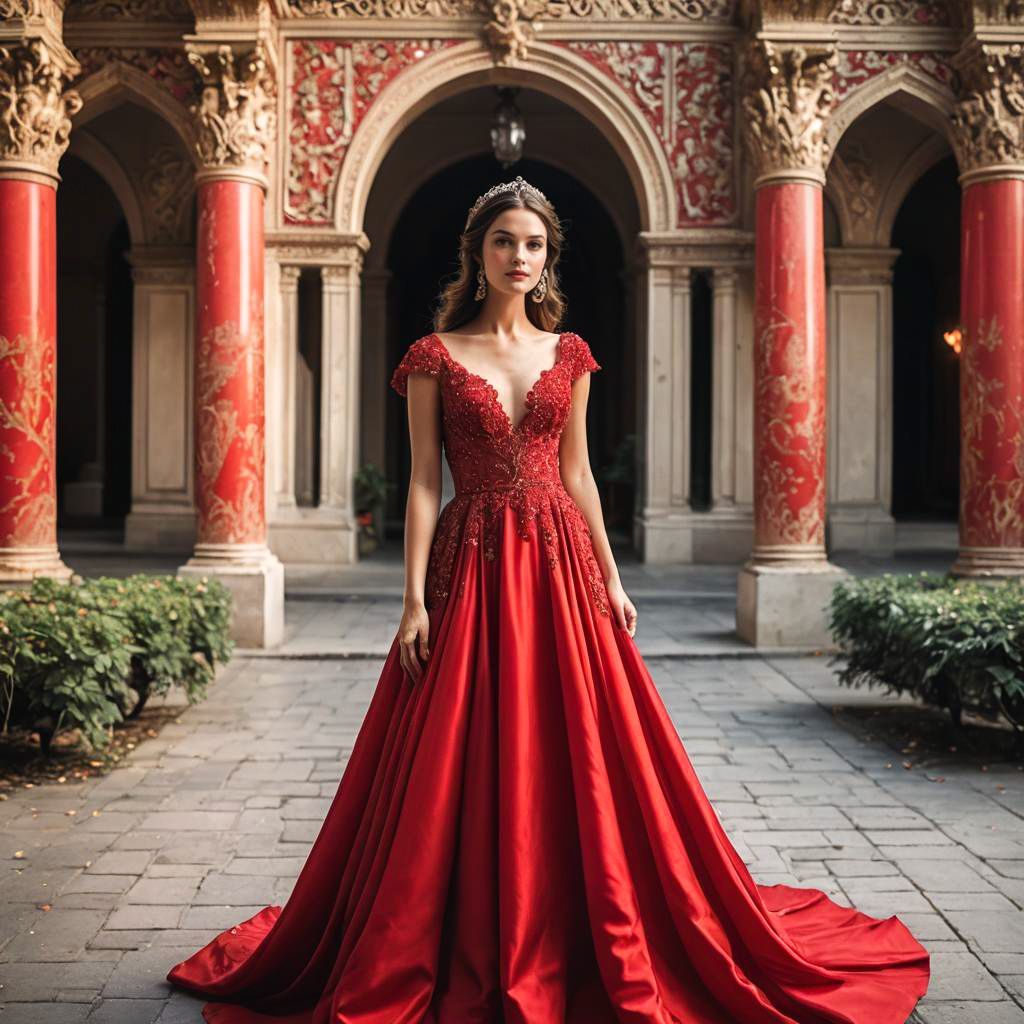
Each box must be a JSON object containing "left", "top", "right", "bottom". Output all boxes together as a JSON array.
[
  {"left": 0, "top": 38, "right": 82, "bottom": 179},
  {"left": 0, "top": 0, "right": 48, "bottom": 17},
  {"left": 72, "top": 47, "right": 197, "bottom": 106},
  {"left": 563, "top": 40, "right": 735, "bottom": 224},
  {"left": 286, "top": 38, "right": 455, "bottom": 224},
  {"left": 827, "top": 0, "right": 952, "bottom": 25},
  {"left": 186, "top": 40, "right": 276, "bottom": 180},
  {"left": 482, "top": 0, "right": 544, "bottom": 66},
  {"left": 64, "top": 0, "right": 192, "bottom": 20},
  {"left": 951, "top": 42, "right": 1024, "bottom": 175},
  {"left": 283, "top": 0, "right": 735, "bottom": 17},
  {"left": 963, "top": 1, "right": 1024, "bottom": 28},
  {"left": 142, "top": 145, "right": 193, "bottom": 242},
  {"left": 829, "top": 141, "right": 877, "bottom": 227},
  {"left": 741, "top": 38, "right": 838, "bottom": 183},
  {"left": 835, "top": 49, "right": 957, "bottom": 100}
]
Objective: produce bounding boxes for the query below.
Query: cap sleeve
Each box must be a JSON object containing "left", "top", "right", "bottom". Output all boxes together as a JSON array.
[
  {"left": 390, "top": 335, "right": 443, "bottom": 397},
  {"left": 567, "top": 333, "right": 600, "bottom": 382}
]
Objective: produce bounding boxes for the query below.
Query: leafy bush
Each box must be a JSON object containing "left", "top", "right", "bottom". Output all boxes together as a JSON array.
[
  {"left": 0, "top": 574, "right": 233, "bottom": 754},
  {"left": 827, "top": 572, "right": 1024, "bottom": 733}
]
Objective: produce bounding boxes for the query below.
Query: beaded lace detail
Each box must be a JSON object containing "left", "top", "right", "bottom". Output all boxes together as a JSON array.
[{"left": 391, "top": 331, "right": 608, "bottom": 616}]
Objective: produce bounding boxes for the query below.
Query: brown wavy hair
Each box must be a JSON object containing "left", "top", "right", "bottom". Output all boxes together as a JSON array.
[{"left": 432, "top": 182, "right": 567, "bottom": 333}]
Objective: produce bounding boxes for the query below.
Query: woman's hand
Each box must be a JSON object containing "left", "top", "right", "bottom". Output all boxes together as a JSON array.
[
  {"left": 397, "top": 599, "right": 431, "bottom": 684},
  {"left": 605, "top": 579, "right": 637, "bottom": 638}
]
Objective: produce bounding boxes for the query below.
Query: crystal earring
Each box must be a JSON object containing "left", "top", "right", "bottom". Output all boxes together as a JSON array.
[
  {"left": 475, "top": 266, "right": 487, "bottom": 300},
  {"left": 531, "top": 266, "right": 548, "bottom": 303}
]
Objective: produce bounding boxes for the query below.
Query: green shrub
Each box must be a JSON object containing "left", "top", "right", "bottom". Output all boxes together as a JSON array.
[
  {"left": 827, "top": 572, "right": 1024, "bottom": 733},
  {"left": 0, "top": 574, "right": 233, "bottom": 754}
]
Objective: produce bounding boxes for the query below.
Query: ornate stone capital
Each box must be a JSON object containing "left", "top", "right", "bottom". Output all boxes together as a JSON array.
[
  {"left": 741, "top": 38, "right": 838, "bottom": 187},
  {"left": 951, "top": 41, "right": 1024, "bottom": 182},
  {"left": 185, "top": 39, "right": 276, "bottom": 186},
  {"left": 481, "top": 0, "right": 546, "bottom": 67},
  {"left": 0, "top": 37, "right": 82, "bottom": 182}
]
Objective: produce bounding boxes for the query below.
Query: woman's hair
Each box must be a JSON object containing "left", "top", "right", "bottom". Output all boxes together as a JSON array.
[{"left": 432, "top": 184, "right": 567, "bottom": 333}]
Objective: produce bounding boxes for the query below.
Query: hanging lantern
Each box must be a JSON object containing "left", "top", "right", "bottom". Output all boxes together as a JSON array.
[
  {"left": 490, "top": 87, "right": 525, "bottom": 168},
  {"left": 943, "top": 327, "right": 962, "bottom": 356}
]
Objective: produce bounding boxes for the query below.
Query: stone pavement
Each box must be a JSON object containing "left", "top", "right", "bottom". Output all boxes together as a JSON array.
[{"left": 3, "top": 617, "right": 1024, "bottom": 1022}]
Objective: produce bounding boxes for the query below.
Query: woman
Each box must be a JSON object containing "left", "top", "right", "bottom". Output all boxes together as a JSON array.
[{"left": 167, "top": 176, "right": 930, "bottom": 1023}]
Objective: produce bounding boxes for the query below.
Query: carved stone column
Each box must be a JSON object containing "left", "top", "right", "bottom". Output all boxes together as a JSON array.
[
  {"left": 0, "top": 13, "right": 79, "bottom": 581},
  {"left": 178, "top": 38, "right": 284, "bottom": 648},
  {"left": 266, "top": 238, "right": 368, "bottom": 566},
  {"left": 737, "top": 38, "right": 847, "bottom": 646},
  {"left": 950, "top": 37, "right": 1024, "bottom": 577},
  {"left": 633, "top": 237, "right": 693, "bottom": 562},
  {"left": 825, "top": 247, "right": 899, "bottom": 553}
]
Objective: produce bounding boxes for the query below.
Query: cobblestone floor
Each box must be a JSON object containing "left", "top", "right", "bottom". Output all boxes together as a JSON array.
[{"left": 3, "top": 592, "right": 1024, "bottom": 1022}]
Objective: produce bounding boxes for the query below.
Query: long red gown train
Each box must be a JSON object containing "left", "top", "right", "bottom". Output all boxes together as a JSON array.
[{"left": 166, "top": 331, "right": 930, "bottom": 1023}]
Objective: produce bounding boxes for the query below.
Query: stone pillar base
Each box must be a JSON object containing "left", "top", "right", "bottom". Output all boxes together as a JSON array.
[
  {"left": 124, "top": 509, "right": 197, "bottom": 552},
  {"left": 737, "top": 559, "right": 848, "bottom": 647},
  {"left": 179, "top": 543, "right": 284, "bottom": 649},
  {"left": 951, "top": 546, "right": 1024, "bottom": 578},
  {"left": 268, "top": 511, "right": 357, "bottom": 565},
  {"left": 827, "top": 505, "right": 896, "bottom": 554},
  {"left": 0, "top": 545, "right": 73, "bottom": 583},
  {"left": 634, "top": 512, "right": 694, "bottom": 563}
]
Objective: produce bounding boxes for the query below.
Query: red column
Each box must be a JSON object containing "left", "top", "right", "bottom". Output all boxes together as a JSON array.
[
  {"left": 952, "top": 176, "right": 1024, "bottom": 574},
  {"left": 193, "top": 179, "right": 267, "bottom": 550},
  {"left": 0, "top": 176, "right": 69, "bottom": 579},
  {"left": 751, "top": 180, "right": 827, "bottom": 561}
]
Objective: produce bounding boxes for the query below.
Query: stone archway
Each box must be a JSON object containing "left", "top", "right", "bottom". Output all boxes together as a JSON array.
[
  {"left": 333, "top": 41, "right": 675, "bottom": 237},
  {"left": 64, "top": 69, "right": 199, "bottom": 549},
  {"left": 822, "top": 67, "right": 959, "bottom": 552}
]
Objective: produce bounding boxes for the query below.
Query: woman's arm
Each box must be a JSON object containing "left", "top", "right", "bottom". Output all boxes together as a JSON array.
[
  {"left": 559, "top": 373, "right": 637, "bottom": 636},
  {"left": 398, "top": 372, "right": 443, "bottom": 681}
]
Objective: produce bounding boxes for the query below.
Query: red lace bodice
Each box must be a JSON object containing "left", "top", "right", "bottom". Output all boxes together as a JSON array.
[{"left": 391, "top": 331, "right": 609, "bottom": 615}]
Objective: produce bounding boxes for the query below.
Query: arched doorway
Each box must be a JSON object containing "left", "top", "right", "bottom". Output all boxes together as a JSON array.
[
  {"left": 823, "top": 75, "right": 958, "bottom": 552},
  {"left": 890, "top": 154, "right": 960, "bottom": 522},
  {"left": 357, "top": 83, "right": 638, "bottom": 552},
  {"left": 55, "top": 155, "right": 133, "bottom": 529}
]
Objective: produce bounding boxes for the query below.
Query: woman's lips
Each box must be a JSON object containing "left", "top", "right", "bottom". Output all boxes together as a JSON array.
[{"left": 507, "top": 271, "right": 528, "bottom": 278}]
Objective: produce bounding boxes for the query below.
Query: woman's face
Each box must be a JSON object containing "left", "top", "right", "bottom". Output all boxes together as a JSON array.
[{"left": 478, "top": 208, "right": 548, "bottom": 299}]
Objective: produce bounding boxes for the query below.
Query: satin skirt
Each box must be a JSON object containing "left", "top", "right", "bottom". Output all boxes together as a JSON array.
[{"left": 166, "top": 500, "right": 930, "bottom": 1023}]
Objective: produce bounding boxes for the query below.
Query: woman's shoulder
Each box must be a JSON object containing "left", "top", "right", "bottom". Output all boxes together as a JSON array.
[
  {"left": 560, "top": 331, "right": 601, "bottom": 381},
  {"left": 390, "top": 333, "right": 444, "bottom": 397}
]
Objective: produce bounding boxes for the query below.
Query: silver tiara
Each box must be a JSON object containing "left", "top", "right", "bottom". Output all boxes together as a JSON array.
[{"left": 465, "top": 175, "right": 549, "bottom": 227}]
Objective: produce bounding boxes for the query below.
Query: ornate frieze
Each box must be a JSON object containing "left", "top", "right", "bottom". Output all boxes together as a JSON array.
[
  {"left": 0, "top": 38, "right": 82, "bottom": 179},
  {"left": 562, "top": 40, "right": 734, "bottom": 224},
  {"left": 286, "top": 38, "right": 456, "bottom": 224},
  {"left": 741, "top": 38, "right": 838, "bottom": 183},
  {"left": 951, "top": 42, "right": 1024, "bottom": 175},
  {"left": 72, "top": 47, "right": 197, "bottom": 105},
  {"left": 186, "top": 40, "right": 276, "bottom": 180},
  {"left": 827, "top": 0, "right": 952, "bottom": 25},
  {"left": 835, "top": 49, "right": 956, "bottom": 99},
  {"left": 284, "top": 0, "right": 735, "bottom": 17},
  {"left": 64, "top": 0, "right": 192, "bottom": 20}
]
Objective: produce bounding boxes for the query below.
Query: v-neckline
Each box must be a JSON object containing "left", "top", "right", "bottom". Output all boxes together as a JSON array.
[{"left": 430, "top": 331, "right": 569, "bottom": 435}]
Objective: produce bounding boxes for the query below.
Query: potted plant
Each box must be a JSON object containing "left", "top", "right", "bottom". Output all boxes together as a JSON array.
[{"left": 354, "top": 463, "right": 394, "bottom": 555}]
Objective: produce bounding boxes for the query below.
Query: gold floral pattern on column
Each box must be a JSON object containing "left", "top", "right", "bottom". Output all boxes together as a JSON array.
[
  {"left": 960, "top": 316, "right": 1024, "bottom": 549},
  {"left": 0, "top": 330, "right": 56, "bottom": 546},
  {"left": 186, "top": 40, "right": 276, "bottom": 179},
  {"left": 754, "top": 306, "right": 826, "bottom": 548},
  {"left": 0, "top": 37, "right": 82, "bottom": 178},
  {"left": 740, "top": 38, "right": 838, "bottom": 181},
  {"left": 195, "top": 293, "right": 266, "bottom": 545}
]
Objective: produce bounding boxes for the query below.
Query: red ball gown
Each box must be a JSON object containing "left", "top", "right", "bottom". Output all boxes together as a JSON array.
[{"left": 167, "top": 331, "right": 930, "bottom": 1023}]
